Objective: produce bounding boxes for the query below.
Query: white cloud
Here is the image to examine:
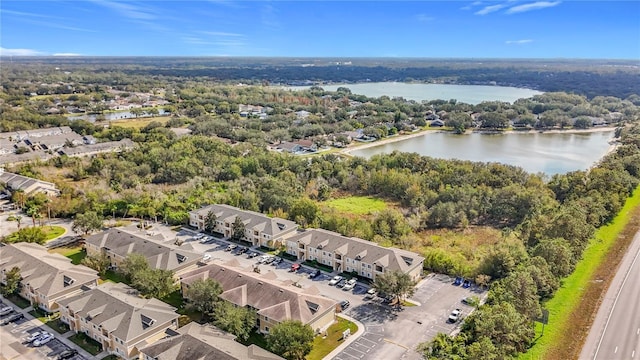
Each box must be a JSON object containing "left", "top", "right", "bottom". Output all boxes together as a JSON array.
[
  {"left": 506, "top": 1, "right": 561, "bottom": 14},
  {"left": 94, "top": 0, "right": 156, "bottom": 20},
  {"left": 0, "top": 47, "right": 44, "bottom": 56},
  {"left": 199, "top": 31, "right": 244, "bottom": 37},
  {"left": 506, "top": 39, "right": 534, "bottom": 45},
  {"left": 461, "top": 1, "right": 483, "bottom": 10},
  {"left": 53, "top": 53, "right": 83, "bottom": 56},
  {"left": 416, "top": 14, "right": 434, "bottom": 22},
  {"left": 475, "top": 4, "right": 507, "bottom": 15}
]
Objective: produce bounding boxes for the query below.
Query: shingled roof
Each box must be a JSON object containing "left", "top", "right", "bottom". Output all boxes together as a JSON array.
[
  {"left": 84, "top": 228, "right": 201, "bottom": 272},
  {"left": 139, "top": 323, "right": 283, "bottom": 360},
  {"left": 180, "top": 262, "right": 337, "bottom": 326},
  {"left": 0, "top": 243, "right": 98, "bottom": 298},
  {"left": 57, "top": 282, "right": 178, "bottom": 342},
  {"left": 289, "top": 229, "right": 425, "bottom": 273},
  {"left": 190, "top": 204, "right": 297, "bottom": 238}
]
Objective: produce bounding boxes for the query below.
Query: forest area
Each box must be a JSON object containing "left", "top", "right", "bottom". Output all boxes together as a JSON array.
[{"left": 1, "top": 60, "right": 640, "bottom": 358}]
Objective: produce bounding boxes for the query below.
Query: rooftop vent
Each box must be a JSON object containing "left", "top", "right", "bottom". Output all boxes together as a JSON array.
[
  {"left": 277, "top": 223, "right": 286, "bottom": 231},
  {"left": 176, "top": 254, "right": 188, "bottom": 264},
  {"left": 63, "top": 275, "right": 75, "bottom": 287},
  {"left": 141, "top": 314, "right": 156, "bottom": 329}
]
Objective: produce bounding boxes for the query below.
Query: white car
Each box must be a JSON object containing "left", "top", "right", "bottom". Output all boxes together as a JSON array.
[
  {"left": 328, "top": 276, "right": 343, "bottom": 286},
  {"left": 194, "top": 233, "right": 205, "bottom": 240},
  {"left": 448, "top": 309, "right": 462, "bottom": 323},
  {"left": 33, "top": 332, "right": 54, "bottom": 347},
  {"left": 364, "top": 288, "right": 377, "bottom": 300},
  {"left": 257, "top": 255, "right": 272, "bottom": 264},
  {"left": 23, "top": 331, "right": 44, "bottom": 344},
  {"left": 202, "top": 254, "right": 212, "bottom": 262},
  {"left": 0, "top": 306, "right": 13, "bottom": 316},
  {"left": 342, "top": 278, "right": 357, "bottom": 291}
]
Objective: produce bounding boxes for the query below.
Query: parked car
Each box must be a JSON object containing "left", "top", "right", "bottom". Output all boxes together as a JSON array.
[
  {"left": 342, "top": 278, "right": 357, "bottom": 291},
  {"left": 202, "top": 254, "right": 212, "bottom": 262},
  {"left": 0, "top": 306, "right": 14, "bottom": 316},
  {"left": 462, "top": 279, "right": 471, "bottom": 288},
  {"left": 194, "top": 233, "right": 205, "bottom": 240},
  {"left": 247, "top": 252, "right": 259, "bottom": 259},
  {"left": 226, "top": 244, "right": 237, "bottom": 252},
  {"left": 328, "top": 275, "right": 343, "bottom": 286},
  {"left": 1, "top": 313, "right": 24, "bottom": 325},
  {"left": 290, "top": 263, "right": 301, "bottom": 272},
  {"left": 264, "top": 257, "right": 277, "bottom": 265},
  {"left": 453, "top": 277, "right": 463, "bottom": 286},
  {"left": 237, "top": 247, "right": 248, "bottom": 255},
  {"left": 309, "top": 269, "right": 321, "bottom": 278},
  {"left": 336, "top": 279, "right": 347, "bottom": 288},
  {"left": 32, "top": 332, "right": 54, "bottom": 347},
  {"left": 339, "top": 300, "right": 350, "bottom": 310},
  {"left": 448, "top": 309, "right": 462, "bottom": 323},
  {"left": 461, "top": 297, "right": 476, "bottom": 305},
  {"left": 57, "top": 349, "right": 78, "bottom": 359},
  {"left": 364, "top": 288, "right": 377, "bottom": 300},
  {"left": 23, "top": 331, "right": 44, "bottom": 344},
  {"left": 271, "top": 257, "right": 283, "bottom": 266}
]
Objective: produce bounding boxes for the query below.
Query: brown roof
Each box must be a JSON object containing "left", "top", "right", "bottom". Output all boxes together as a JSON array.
[{"left": 180, "top": 262, "right": 336, "bottom": 326}]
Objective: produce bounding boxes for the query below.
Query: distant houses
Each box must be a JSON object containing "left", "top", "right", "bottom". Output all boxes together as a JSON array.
[{"left": 0, "top": 169, "right": 61, "bottom": 196}]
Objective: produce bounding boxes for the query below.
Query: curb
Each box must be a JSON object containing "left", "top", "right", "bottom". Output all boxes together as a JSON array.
[{"left": 323, "top": 314, "right": 366, "bottom": 360}]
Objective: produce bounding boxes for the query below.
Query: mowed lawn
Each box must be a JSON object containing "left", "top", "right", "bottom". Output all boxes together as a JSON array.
[
  {"left": 322, "top": 196, "right": 388, "bottom": 215},
  {"left": 42, "top": 225, "right": 66, "bottom": 241},
  {"left": 307, "top": 317, "right": 358, "bottom": 360},
  {"left": 50, "top": 246, "right": 86, "bottom": 265}
]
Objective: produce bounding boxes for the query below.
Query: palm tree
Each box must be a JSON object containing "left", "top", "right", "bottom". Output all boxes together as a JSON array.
[{"left": 27, "top": 206, "right": 41, "bottom": 227}]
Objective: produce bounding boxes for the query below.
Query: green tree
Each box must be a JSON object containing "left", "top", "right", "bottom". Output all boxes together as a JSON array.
[
  {"left": 81, "top": 252, "right": 111, "bottom": 276},
  {"left": 231, "top": 216, "right": 246, "bottom": 241},
  {"left": 184, "top": 278, "right": 223, "bottom": 316},
  {"left": 288, "top": 197, "right": 319, "bottom": 228},
  {"left": 267, "top": 320, "right": 315, "bottom": 360},
  {"left": 204, "top": 210, "right": 217, "bottom": 233},
  {"left": 120, "top": 253, "right": 149, "bottom": 282},
  {"left": 1, "top": 267, "right": 21, "bottom": 296},
  {"left": 132, "top": 268, "right": 176, "bottom": 299},
  {"left": 7, "top": 215, "right": 23, "bottom": 230},
  {"left": 372, "top": 270, "right": 416, "bottom": 306},
  {"left": 4, "top": 226, "right": 46, "bottom": 244},
  {"left": 213, "top": 301, "right": 257, "bottom": 341},
  {"left": 72, "top": 211, "right": 104, "bottom": 235}
]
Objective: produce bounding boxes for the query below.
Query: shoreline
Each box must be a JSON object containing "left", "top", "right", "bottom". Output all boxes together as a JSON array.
[{"left": 340, "top": 126, "right": 618, "bottom": 156}]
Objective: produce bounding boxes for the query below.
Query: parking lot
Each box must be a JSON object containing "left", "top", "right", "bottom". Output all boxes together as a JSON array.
[
  {"left": 0, "top": 299, "right": 87, "bottom": 360},
  {"left": 139, "top": 225, "right": 487, "bottom": 359}
]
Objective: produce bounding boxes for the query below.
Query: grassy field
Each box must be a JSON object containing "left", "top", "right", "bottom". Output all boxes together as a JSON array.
[
  {"left": 520, "top": 187, "right": 640, "bottom": 360},
  {"left": 307, "top": 317, "right": 358, "bottom": 360},
  {"left": 322, "top": 196, "right": 388, "bottom": 215},
  {"left": 42, "top": 226, "right": 66, "bottom": 241},
  {"left": 69, "top": 333, "right": 103, "bottom": 355},
  {"left": 108, "top": 116, "right": 171, "bottom": 129},
  {"left": 50, "top": 246, "right": 86, "bottom": 265}
]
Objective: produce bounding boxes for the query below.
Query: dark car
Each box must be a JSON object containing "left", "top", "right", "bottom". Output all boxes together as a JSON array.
[
  {"left": 462, "top": 279, "right": 471, "bottom": 288},
  {"left": 309, "top": 269, "right": 321, "bottom": 278},
  {"left": 238, "top": 247, "right": 248, "bottom": 255},
  {"left": 57, "top": 349, "right": 79, "bottom": 359},
  {"left": 247, "top": 252, "right": 259, "bottom": 259},
  {"left": 336, "top": 279, "right": 347, "bottom": 288},
  {"left": 453, "top": 277, "right": 463, "bottom": 286},
  {"left": 1, "top": 312, "right": 24, "bottom": 325},
  {"left": 340, "top": 300, "right": 350, "bottom": 310}
]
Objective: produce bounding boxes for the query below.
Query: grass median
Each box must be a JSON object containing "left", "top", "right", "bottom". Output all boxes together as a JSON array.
[{"left": 521, "top": 186, "right": 640, "bottom": 360}]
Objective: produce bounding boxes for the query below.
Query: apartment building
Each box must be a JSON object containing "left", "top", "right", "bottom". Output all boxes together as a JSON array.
[
  {"left": 0, "top": 243, "right": 99, "bottom": 312},
  {"left": 58, "top": 282, "right": 179, "bottom": 360},
  {"left": 188, "top": 204, "right": 298, "bottom": 249},
  {"left": 286, "top": 229, "right": 424, "bottom": 282},
  {"left": 180, "top": 261, "right": 337, "bottom": 334},
  {"left": 84, "top": 228, "right": 202, "bottom": 277},
  {"left": 139, "top": 322, "right": 283, "bottom": 360}
]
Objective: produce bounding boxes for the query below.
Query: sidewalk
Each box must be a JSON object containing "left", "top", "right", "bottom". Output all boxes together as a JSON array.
[{"left": 323, "top": 314, "right": 366, "bottom": 360}]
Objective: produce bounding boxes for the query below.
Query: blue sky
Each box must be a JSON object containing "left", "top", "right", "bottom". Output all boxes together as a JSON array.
[{"left": 1, "top": 1, "right": 639, "bottom": 59}]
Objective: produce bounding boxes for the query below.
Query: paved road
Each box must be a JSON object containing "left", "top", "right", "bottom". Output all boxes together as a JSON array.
[{"left": 581, "top": 230, "right": 640, "bottom": 360}]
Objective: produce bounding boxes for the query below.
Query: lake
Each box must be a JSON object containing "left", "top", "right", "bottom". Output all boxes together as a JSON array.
[
  {"left": 287, "top": 82, "right": 543, "bottom": 104},
  {"left": 349, "top": 130, "right": 616, "bottom": 175}
]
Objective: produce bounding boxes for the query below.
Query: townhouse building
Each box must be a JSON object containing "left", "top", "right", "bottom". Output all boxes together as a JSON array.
[
  {"left": 286, "top": 229, "right": 425, "bottom": 282},
  {"left": 58, "top": 282, "right": 179, "bottom": 360},
  {"left": 139, "top": 322, "right": 283, "bottom": 360},
  {"left": 180, "top": 260, "right": 337, "bottom": 334},
  {"left": 0, "top": 243, "right": 99, "bottom": 312},
  {"left": 188, "top": 204, "right": 298, "bottom": 249},
  {"left": 84, "top": 228, "right": 202, "bottom": 277}
]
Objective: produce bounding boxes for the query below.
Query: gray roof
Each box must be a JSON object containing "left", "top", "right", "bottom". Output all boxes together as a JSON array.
[
  {"left": 289, "top": 229, "right": 425, "bottom": 273},
  {"left": 180, "top": 261, "right": 336, "bottom": 326},
  {"left": 191, "top": 204, "right": 297, "bottom": 238},
  {"left": 0, "top": 243, "right": 98, "bottom": 298},
  {"left": 0, "top": 170, "right": 60, "bottom": 196},
  {"left": 34, "top": 133, "right": 85, "bottom": 150},
  {"left": 84, "top": 228, "right": 202, "bottom": 272},
  {"left": 139, "top": 323, "right": 283, "bottom": 360},
  {"left": 57, "top": 282, "right": 178, "bottom": 342},
  {"left": 58, "top": 139, "right": 135, "bottom": 157}
]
